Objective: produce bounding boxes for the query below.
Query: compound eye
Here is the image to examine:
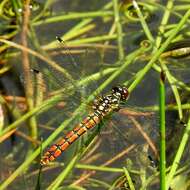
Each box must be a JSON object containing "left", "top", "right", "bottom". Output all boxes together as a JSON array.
[
  {"left": 112, "top": 86, "right": 129, "bottom": 100},
  {"left": 112, "top": 86, "right": 119, "bottom": 93},
  {"left": 121, "top": 88, "right": 129, "bottom": 100},
  {"left": 118, "top": 86, "right": 122, "bottom": 92}
]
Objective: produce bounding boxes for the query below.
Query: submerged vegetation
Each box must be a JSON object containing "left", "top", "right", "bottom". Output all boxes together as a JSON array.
[{"left": 0, "top": 0, "right": 190, "bottom": 189}]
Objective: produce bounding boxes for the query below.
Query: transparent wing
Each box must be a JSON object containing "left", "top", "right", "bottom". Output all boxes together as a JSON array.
[{"left": 66, "top": 105, "right": 160, "bottom": 189}]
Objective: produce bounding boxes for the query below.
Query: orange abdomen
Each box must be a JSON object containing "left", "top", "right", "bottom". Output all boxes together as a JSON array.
[{"left": 40, "top": 113, "right": 100, "bottom": 165}]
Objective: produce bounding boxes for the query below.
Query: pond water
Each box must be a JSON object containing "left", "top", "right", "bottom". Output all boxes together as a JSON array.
[{"left": 0, "top": 0, "right": 190, "bottom": 189}]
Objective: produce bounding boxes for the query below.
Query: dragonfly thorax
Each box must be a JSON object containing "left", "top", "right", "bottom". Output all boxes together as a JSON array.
[
  {"left": 92, "top": 86, "right": 129, "bottom": 117},
  {"left": 93, "top": 95, "right": 113, "bottom": 116}
]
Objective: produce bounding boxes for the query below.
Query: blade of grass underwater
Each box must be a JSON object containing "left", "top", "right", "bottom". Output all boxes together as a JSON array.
[
  {"left": 32, "top": 0, "right": 55, "bottom": 22},
  {"left": 47, "top": 154, "right": 79, "bottom": 190},
  {"left": 33, "top": 11, "right": 113, "bottom": 26},
  {"left": 43, "top": 34, "right": 119, "bottom": 50},
  {"left": 34, "top": 140, "right": 43, "bottom": 190},
  {"left": 155, "top": 0, "right": 174, "bottom": 48},
  {"left": 21, "top": 1, "right": 38, "bottom": 148},
  {"left": 86, "top": 178, "right": 111, "bottom": 189},
  {"left": 75, "top": 164, "right": 124, "bottom": 173},
  {"left": 132, "top": 0, "right": 154, "bottom": 43},
  {"left": 35, "top": 165, "right": 43, "bottom": 190},
  {"left": 123, "top": 167, "right": 136, "bottom": 190},
  {"left": 63, "top": 34, "right": 120, "bottom": 46},
  {"left": 141, "top": 167, "right": 172, "bottom": 190},
  {"left": 71, "top": 145, "right": 138, "bottom": 187},
  {"left": 113, "top": 0, "right": 124, "bottom": 60},
  {"left": 57, "top": 186, "right": 86, "bottom": 190},
  {"left": 166, "top": 116, "right": 190, "bottom": 190},
  {"left": 159, "top": 70, "right": 166, "bottom": 190}
]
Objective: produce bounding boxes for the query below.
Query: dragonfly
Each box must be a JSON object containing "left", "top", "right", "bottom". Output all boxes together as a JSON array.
[{"left": 40, "top": 85, "right": 129, "bottom": 165}]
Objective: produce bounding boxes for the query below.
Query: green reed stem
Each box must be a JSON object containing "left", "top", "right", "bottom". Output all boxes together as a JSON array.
[
  {"left": 76, "top": 164, "right": 140, "bottom": 175},
  {"left": 32, "top": 11, "right": 113, "bottom": 26},
  {"left": 155, "top": 0, "right": 174, "bottom": 49},
  {"left": 159, "top": 70, "right": 166, "bottom": 190},
  {"left": 132, "top": 0, "right": 154, "bottom": 43},
  {"left": 44, "top": 24, "right": 95, "bottom": 49},
  {"left": 43, "top": 34, "right": 120, "bottom": 50},
  {"left": 68, "top": 34, "right": 122, "bottom": 45},
  {"left": 113, "top": 0, "right": 124, "bottom": 60},
  {"left": 142, "top": 103, "right": 190, "bottom": 112},
  {"left": 174, "top": 4, "right": 190, "bottom": 11}
]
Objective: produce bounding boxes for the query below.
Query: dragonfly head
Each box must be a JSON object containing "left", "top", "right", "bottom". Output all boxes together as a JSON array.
[{"left": 112, "top": 86, "right": 129, "bottom": 101}]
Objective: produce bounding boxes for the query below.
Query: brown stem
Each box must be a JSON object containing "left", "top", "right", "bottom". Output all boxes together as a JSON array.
[{"left": 21, "top": 0, "right": 37, "bottom": 143}]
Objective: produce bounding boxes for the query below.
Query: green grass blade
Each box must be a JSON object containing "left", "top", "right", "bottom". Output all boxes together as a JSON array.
[{"left": 159, "top": 70, "right": 166, "bottom": 190}]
